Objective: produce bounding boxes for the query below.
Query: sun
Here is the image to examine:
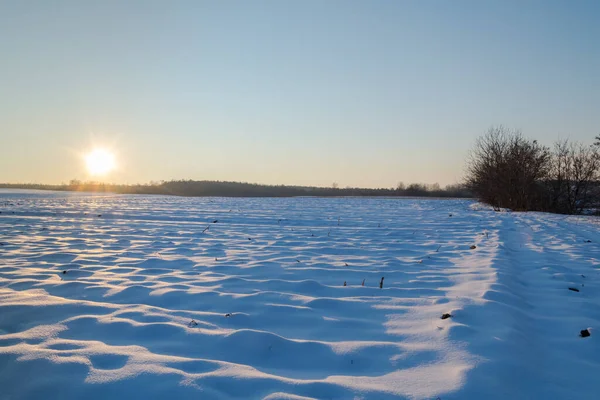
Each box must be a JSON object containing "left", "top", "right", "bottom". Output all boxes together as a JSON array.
[{"left": 85, "top": 148, "right": 116, "bottom": 176}]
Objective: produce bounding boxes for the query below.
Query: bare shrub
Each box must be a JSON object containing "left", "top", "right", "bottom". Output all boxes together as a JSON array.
[
  {"left": 548, "top": 140, "right": 600, "bottom": 214},
  {"left": 466, "top": 126, "right": 551, "bottom": 211}
]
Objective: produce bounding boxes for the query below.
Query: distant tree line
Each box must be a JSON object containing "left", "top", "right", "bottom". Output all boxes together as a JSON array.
[
  {"left": 466, "top": 126, "right": 600, "bottom": 214},
  {"left": 0, "top": 179, "right": 472, "bottom": 198}
]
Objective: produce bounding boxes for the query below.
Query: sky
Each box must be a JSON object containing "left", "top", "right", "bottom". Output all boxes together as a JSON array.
[{"left": 1, "top": 0, "right": 599, "bottom": 188}]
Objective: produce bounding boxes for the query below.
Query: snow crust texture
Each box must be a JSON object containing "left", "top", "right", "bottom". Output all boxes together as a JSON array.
[{"left": 1, "top": 190, "right": 599, "bottom": 399}]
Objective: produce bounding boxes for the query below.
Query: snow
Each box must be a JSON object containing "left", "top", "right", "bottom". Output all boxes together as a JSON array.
[{"left": 1, "top": 190, "right": 599, "bottom": 399}]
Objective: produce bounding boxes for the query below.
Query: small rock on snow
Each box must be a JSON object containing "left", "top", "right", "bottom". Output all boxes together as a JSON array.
[{"left": 580, "top": 329, "right": 591, "bottom": 338}]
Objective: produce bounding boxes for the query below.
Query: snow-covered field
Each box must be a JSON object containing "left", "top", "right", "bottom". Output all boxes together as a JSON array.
[{"left": 1, "top": 190, "right": 599, "bottom": 400}]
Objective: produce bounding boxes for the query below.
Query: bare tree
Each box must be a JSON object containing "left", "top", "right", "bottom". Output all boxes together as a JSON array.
[
  {"left": 466, "top": 126, "right": 550, "bottom": 211},
  {"left": 548, "top": 140, "right": 600, "bottom": 214}
]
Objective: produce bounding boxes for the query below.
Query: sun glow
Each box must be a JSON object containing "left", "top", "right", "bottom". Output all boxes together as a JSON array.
[{"left": 85, "top": 148, "right": 116, "bottom": 175}]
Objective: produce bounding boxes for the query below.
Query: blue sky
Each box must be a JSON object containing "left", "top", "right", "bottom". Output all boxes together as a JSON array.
[{"left": 1, "top": 0, "right": 598, "bottom": 187}]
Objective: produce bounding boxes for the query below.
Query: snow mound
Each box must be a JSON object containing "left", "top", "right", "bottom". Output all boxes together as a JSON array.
[{"left": 1, "top": 191, "right": 599, "bottom": 399}]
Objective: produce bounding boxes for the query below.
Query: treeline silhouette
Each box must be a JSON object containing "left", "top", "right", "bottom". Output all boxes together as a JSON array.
[
  {"left": 0, "top": 180, "right": 472, "bottom": 198},
  {"left": 466, "top": 126, "right": 600, "bottom": 214}
]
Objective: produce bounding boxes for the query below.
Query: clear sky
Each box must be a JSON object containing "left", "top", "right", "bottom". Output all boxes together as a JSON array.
[{"left": 1, "top": 0, "right": 599, "bottom": 188}]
